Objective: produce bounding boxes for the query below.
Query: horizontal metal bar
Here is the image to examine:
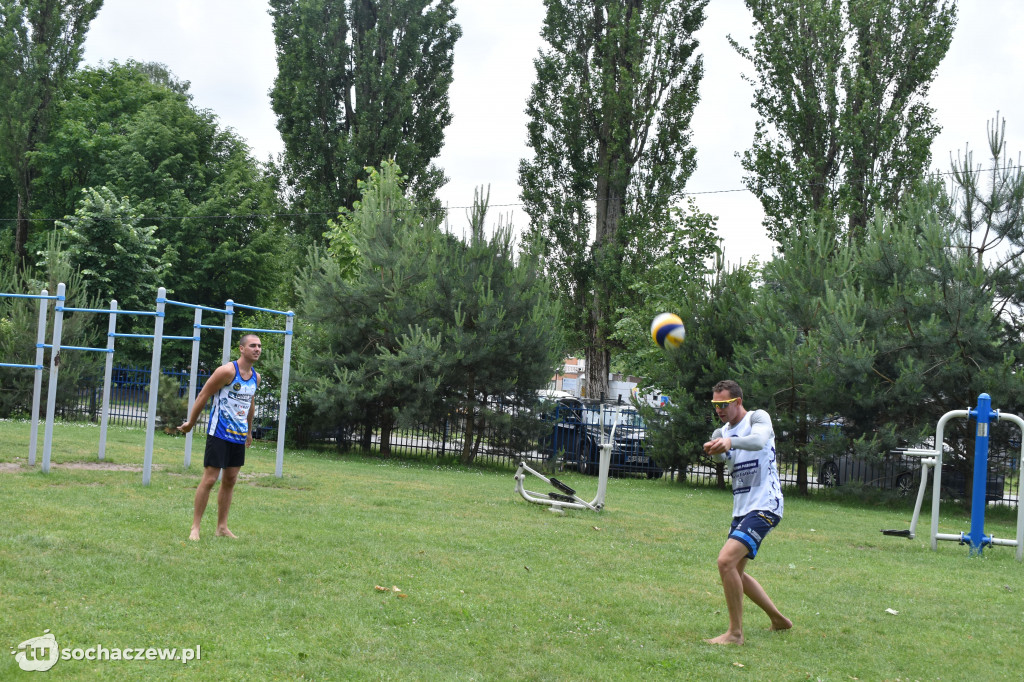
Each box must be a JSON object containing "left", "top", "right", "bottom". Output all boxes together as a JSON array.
[
  {"left": 0, "top": 362, "right": 44, "bottom": 369},
  {"left": 109, "top": 333, "right": 198, "bottom": 341},
  {"left": 162, "top": 298, "right": 230, "bottom": 314},
  {"left": 56, "top": 345, "right": 114, "bottom": 353},
  {"left": 229, "top": 302, "right": 293, "bottom": 316},
  {"left": 0, "top": 292, "right": 59, "bottom": 300},
  {"left": 57, "top": 306, "right": 117, "bottom": 314},
  {"left": 231, "top": 326, "right": 291, "bottom": 335},
  {"left": 196, "top": 324, "right": 227, "bottom": 330}
]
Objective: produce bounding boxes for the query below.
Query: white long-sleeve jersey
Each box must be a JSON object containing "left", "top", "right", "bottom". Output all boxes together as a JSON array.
[{"left": 711, "top": 409, "right": 784, "bottom": 518}]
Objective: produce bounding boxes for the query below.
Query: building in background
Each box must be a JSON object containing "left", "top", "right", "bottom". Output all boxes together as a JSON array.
[{"left": 549, "top": 357, "right": 666, "bottom": 406}]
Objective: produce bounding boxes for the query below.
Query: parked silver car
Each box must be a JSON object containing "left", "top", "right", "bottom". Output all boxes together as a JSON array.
[
  {"left": 818, "top": 449, "right": 1006, "bottom": 502},
  {"left": 817, "top": 454, "right": 916, "bottom": 495}
]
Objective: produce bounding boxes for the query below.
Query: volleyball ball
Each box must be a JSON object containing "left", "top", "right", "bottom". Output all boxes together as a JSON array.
[{"left": 651, "top": 313, "right": 686, "bottom": 350}]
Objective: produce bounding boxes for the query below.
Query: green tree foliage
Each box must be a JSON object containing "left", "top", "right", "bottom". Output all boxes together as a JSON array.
[
  {"left": 155, "top": 374, "right": 187, "bottom": 435},
  {"left": 29, "top": 61, "right": 286, "bottom": 364},
  {"left": 297, "top": 164, "right": 563, "bottom": 459},
  {"left": 520, "top": 0, "right": 707, "bottom": 400},
  {"left": 736, "top": 224, "right": 877, "bottom": 493},
  {"left": 426, "top": 187, "right": 564, "bottom": 463},
  {"left": 269, "top": 0, "right": 461, "bottom": 242},
  {"left": 0, "top": 233, "right": 102, "bottom": 417},
  {"left": 296, "top": 162, "right": 442, "bottom": 455},
  {"left": 941, "top": 114, "right": 1024, "bottom": 343},
  {"left": 58, "top": 186, "right": 167, "bottom": 313},
  {"left": 731, "top": 0, "right": 956, "bottom": 244},
  {"left": 0, "top": 0, "right": 102, "bottom": 266},
  {"left": 852, "top": 191, "right": 1021, "bottom": 485},
  {"left": 612, "top": 244, "right": 758, "bottom": 477},
  {"left": 727, "top": 186, "right": 1022, "bottom": 497}
]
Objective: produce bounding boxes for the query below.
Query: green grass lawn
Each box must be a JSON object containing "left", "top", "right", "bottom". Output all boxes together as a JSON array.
[{"left": 2, "top": 419, "right": 1023, "bottom": 681}]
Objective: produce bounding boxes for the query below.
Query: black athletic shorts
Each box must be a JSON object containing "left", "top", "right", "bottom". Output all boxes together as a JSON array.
[{"left": 204, "top": 435, "right": 246, "bottom": 469}]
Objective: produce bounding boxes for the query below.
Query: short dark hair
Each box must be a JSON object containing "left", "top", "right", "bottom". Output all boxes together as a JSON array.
[
  {"left": 238, "top": 333, "right": 260, "bottom": 347},
  {"left": 712, "top": 380, "right": 742, "bottom": 399}
]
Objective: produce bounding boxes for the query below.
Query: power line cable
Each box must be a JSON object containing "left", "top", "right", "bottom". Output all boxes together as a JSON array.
[{"left": 2, "top": 163, "right": 1020, "bottom": 223}]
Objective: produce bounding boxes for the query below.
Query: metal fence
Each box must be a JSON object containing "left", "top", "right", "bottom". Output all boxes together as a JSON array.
[
  {"left": 59, "top": 365, "right": 278, "bottom": 435},
  {"left": 56, "top": 374, "right": 1020, "bottom": 506}
]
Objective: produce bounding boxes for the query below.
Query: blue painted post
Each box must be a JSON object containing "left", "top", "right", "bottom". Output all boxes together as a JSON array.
[{"left": 965, "top": 393, "right": 999, "bottom": 556}]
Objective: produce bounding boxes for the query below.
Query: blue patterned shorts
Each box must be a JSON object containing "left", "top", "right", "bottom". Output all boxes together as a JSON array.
[{"left": 728, "top": 510, "right": 781, "bottom": 559}]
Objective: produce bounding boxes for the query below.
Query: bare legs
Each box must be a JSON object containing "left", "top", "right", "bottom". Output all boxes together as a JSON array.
[
  {"left": 189, "top": 466, "right": 241, "bottom": 540},
  {"left": 705, "top": 538, "right": 792, "bottom": 645}
]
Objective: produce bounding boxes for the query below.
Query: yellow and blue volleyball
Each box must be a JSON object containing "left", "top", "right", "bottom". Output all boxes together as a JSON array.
[{"left": 651, "top": 313, "right": 686, "bottom": 350}]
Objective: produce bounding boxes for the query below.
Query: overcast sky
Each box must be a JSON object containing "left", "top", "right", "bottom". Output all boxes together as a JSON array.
[{"left": 83, "top": 0, "right": 1024, "bottom": 266}]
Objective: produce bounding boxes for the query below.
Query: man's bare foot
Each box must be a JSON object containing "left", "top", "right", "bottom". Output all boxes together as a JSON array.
[
  {"left": 215, "top": 527, "right": 237, "bottom": 539},
  {"left": 188, "top": 527, "right": 200, "bottom": 541},
  {"left": 769, "top": 616, "right": 793, "bottom": 631},
  {"left": 704, "top": 632, "right": 744, "bottom": 645}
]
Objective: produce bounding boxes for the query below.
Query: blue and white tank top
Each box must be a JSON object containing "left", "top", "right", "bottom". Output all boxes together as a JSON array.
[{"left": 207, "top": 361, "right": 259, "bottom": 444}]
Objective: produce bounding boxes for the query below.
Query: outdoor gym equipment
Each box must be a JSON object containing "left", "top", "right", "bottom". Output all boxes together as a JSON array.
[
  {"left": 514, "top": 403, "right": 620, "bottom": 513},
  {"left": 164, "top": 293, "right": 294, "bottom": 480},
  {"left": 882, "top": 393, "right": 1024, "bottom": 561},
  {"left": 6, "top": 282, "right": 294, "bottom": 484},
  {"left": 0, "top": 287, "right": 54, "bottom": 466}
]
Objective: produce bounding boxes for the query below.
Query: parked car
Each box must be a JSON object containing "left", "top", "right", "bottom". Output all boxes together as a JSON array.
[
  {"left": 817, "top": 454, "right": 917, "bottom": 495},
  {"left": 539, "top": 398, "right": 663, "bottom": 479},
  {"left": 818, "top": 450, "right": 1006, "bottom": 502},
  {"left": 935, "top": 467, "right": 1006, "bottom": 503}
]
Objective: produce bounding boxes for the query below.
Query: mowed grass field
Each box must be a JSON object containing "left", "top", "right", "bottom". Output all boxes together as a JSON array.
[{"left": 2, "top": 419, "right": 1023, "bottom": 681}]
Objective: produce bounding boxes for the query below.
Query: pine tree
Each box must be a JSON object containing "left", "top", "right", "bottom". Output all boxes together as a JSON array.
[
  {"left": 296, "top": 162, "right": 441, "bottom": 455},
  {"left": 426, "top": 187, "right": 563, "bottom": 463}
]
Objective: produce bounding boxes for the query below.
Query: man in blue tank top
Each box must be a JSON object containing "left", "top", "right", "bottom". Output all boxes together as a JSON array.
[
  {"left": 178, "top": 334, "right": 261, "bottom": 541},
  {"left": 703, "top": 379, "right": 792, "bottom": 645}
]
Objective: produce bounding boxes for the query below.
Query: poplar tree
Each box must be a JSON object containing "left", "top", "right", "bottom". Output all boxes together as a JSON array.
[
  {"left": 520, "top": 0, "right": 708, "bottom": 400},
  {"left": 732, "top": 0, "right": 956, "bottom": 245},
  {"left": 0, "top": 0, "right": 102, "bottom": 267},
  {"left": 269, "top": 0, "right": 460, "bottom": 242}
]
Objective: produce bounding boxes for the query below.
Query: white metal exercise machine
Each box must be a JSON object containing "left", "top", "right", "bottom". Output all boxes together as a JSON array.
[
  {"left": 882, "top": 393, "right": 1024, "bottom": 561},
  {"left": 514, "top": 403, "right": 621, "bottom": 513}
]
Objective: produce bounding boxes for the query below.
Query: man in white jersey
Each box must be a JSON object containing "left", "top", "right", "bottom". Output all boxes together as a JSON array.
[
  {"left": 178, "top": 334, "right": 261, "bottom": 541},
  {"left": 702, "top": 379, "right": 792, "bottom": 645}
]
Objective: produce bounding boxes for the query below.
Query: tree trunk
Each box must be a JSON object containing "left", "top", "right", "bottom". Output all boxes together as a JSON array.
[
  {"left": 14, "top": 190, "right": 29, "bottom": 269},
  {"left": 471, "top": 415, "right": 484, "bottom": 462},
  {"left": 585, "top": 342, "right": 610, "bottom": 401},
  {"left": 587, "top": 133, "right": 626, "bottom": 401},
  {"left": 360, "top": 413, "right": 374, "bottom": 452},
  {"left": 461, "top": 373, "right": 476, "bottom": 463},
  {"left": 379, "top": 415, "right": 393, "bottom": 457},
  {"left": 461, "top": 410, "right": 475, "bottom": 464}
]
